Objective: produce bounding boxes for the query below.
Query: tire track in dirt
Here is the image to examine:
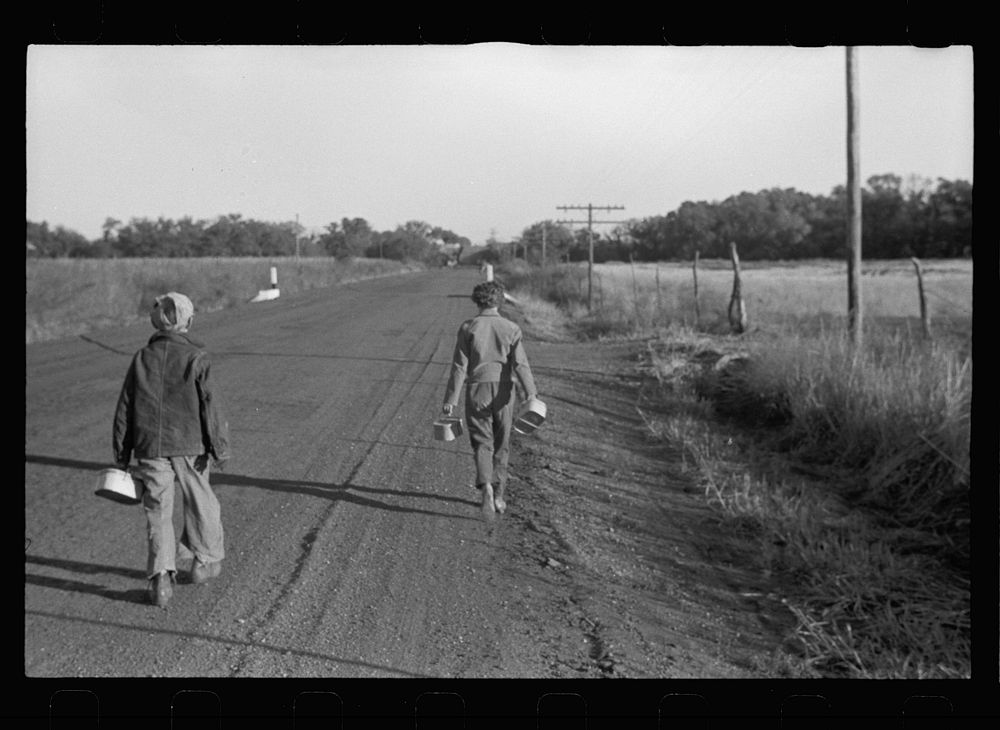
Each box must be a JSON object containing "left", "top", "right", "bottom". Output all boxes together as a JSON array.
[
  {"left": 235, "top": 380, "right": 445, "bottom": 669},
  {"left": 216, "top": 288, "right": 463, "bottom": 677},
  {"left": 255, "top": 316, "right": 442, "bottom": 619}
]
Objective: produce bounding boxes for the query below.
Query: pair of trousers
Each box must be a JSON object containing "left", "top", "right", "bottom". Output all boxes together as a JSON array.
[
  {"left": 465, "top": 381, "right": 514, "bottom": 489},
  {"left": 132, "top": 455, "right": 225, "bottom": 580}
]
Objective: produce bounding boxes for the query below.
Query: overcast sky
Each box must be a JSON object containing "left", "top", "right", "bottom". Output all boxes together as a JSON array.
[{"left": 26, "top": 44, "right": 974, "bottom": 244}]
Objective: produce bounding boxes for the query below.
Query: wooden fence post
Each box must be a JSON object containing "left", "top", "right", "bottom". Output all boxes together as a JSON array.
[
  {"left": 655, "top": 263, "right": 662, "bottom": 325},
  {"left": 728, "top": 242, "right": 747, "bottom": 334},
  {"left": 911, "top": 256, "right": 931, "bottom": 339},
  {"left": 629, "top": 253, "right": 640, "bottom": 325},
  {"left": 692, "top": 250, "right": 701, "bottom": 327}
]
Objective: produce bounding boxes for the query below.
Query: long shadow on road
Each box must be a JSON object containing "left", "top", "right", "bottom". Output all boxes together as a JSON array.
[
  {"left": 212, "top": 472, "right": 480, "bottom": 520},
  {"left": 26, "top": 454, "right": 479, "bottom": 520},
  {"left": 24, "top": 555, "right": 167, "bottom": 605},
  {"left": 26, "top": 573, "right": 147, "bottom": 605},
  {"left": 214, "top": 350, "right": 451, "bottom": 366},
  {"left": 25, "top": 554, "right": 148, "bottom": 605},
  {"left": 25, "top": 609, "right": 433, "bottom": 678},
  {"left": 78, "top": 334, "right": 133, "bottom": 356},
  {"left": 24, "top": 555, "right": 146, "bottom": 603}
]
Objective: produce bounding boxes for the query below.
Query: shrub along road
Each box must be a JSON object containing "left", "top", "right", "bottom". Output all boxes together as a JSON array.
[{"left": 23, "top": 268, "right": 792, "bottom": 711}]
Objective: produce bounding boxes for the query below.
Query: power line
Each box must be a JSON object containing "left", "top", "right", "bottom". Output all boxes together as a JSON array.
[{"left": 556, "top": 204, "right": 626, "bottom": 311}]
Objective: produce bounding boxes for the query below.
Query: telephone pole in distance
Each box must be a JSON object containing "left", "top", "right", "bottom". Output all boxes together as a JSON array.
[{"left": 556, "top": 204, "right": 626, "bottom": 311}]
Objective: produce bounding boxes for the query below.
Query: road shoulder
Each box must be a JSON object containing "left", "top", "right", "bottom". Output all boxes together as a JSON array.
[{"left": 496, "top": 336, "right": 793, "bottom": 678}]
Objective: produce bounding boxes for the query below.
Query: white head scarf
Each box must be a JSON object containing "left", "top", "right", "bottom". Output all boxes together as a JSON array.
[{"left": 150, "top": 292, "right": 194, "bottom": 333}]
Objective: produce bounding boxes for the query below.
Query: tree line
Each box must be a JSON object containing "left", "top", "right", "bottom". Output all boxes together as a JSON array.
[
  {"left": 511, "top": 174, "right": 971, "bottom": 265},
  {"left": 25, "top": 213, "right": 472, "bottom": 264},
  {"left": 27, "top": 173, "right": 970, "bottom": 262}
]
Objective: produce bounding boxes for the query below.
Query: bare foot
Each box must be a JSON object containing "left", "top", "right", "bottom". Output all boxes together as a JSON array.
[
  {"left": 494, "top": 484, "right": 506, "bottom": 514},
  {"left": 481, "top": 483, "right": 496, "bottom": 521}
]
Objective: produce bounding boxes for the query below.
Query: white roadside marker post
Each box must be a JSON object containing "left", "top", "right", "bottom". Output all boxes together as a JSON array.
[{"left": 251, "top": 266, "right": 281, "bottom": 302}]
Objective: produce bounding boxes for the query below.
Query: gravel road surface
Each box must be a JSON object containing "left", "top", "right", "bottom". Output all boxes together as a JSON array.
[{"left": 24, "top": 267, "right": 792, "bottom": 723}]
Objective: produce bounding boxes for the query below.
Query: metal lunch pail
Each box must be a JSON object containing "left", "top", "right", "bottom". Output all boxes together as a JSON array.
[
  {"left": 433, "top": 417, "right": 465, "bottom": 442},
  {"left": 513, "top": 397, "right": 547, "bottom": 435},
  {"left": 94, "top": 468, "right": 144, "bottom": 505}
]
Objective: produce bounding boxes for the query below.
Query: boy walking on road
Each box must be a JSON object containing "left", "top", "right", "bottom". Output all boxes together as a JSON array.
[
  {"left": 113, "top": 292, "right": 231, "bottom": 608},
  {"left": 442, "top": 281, "right": 538, "bottom": 521}
]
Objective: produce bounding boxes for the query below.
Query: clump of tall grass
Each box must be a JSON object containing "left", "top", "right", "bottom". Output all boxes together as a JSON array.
[
  {"left": 699, "top": 465, "right": 970, "bottom": 678},
  {"left": 505, "top": 291, "right": 574, "bottom": 343},
  {"left": 644, "top": 326, "right": 970, "bottom": 678},
  {"left": 739, "top": 330, "right": 971, "bottom": 566},
  {"left": 497, "top": 261, "right": 590, "bottom": 310},
  {"left": 26, "top": 256, "right": 419, "bottom": 343}
]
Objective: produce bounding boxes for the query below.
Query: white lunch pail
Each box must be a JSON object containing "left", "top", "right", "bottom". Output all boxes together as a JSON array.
[
  {"left": 94, "top": 468, "right": 144, "bottom": 505},
  {"left": 514, "top": 397, "right": 547, "bottom": 435},
  {"left": 433, "top": 417, "right": 465, "bottom": 442}
]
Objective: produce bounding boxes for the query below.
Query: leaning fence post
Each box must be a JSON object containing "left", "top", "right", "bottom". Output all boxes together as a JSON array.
[
  {"left": 911, "top": 256, "right": 931, "bottom": 339},
  {"left": 727, "top": 242, "right": 747, "bottom": 334}
]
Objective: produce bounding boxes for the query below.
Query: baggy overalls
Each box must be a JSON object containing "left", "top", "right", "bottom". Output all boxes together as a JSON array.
[{"left": 443, "top": 310, "right": 537, "bottom": 493}]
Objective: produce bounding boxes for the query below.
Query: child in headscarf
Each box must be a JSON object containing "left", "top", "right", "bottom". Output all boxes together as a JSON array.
[
  {"left": 442, "top": 280, "right": 538, "bottom": 521},
  {"left": 113, "top": 292, "right": 230, "bottom": 608}
]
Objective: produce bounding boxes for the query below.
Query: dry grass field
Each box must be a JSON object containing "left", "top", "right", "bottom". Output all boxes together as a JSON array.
[
  {"left": 25, "top": 257, "right": 420, "bottom": 343},
  {"left": 588, "top": 258, "right": 971, "bottom": 345}
]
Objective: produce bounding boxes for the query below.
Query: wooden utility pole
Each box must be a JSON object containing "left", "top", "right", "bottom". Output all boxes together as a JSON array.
[
  {"left": 846, "top": 46, "right": 863, "bottom": 347},
  {"left": 541, "top": 222, "right": 547, "bottom": 267},
  {"left": 295, "top": 213, "right": 301, "bottom": 259},
  {"left": 556, "top": 204, "right": 625, "bottom": 311}
]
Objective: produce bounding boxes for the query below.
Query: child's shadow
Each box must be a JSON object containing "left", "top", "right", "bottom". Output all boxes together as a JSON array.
[{"left": 25, "top": 555, "right": 149, "bottom": 605}]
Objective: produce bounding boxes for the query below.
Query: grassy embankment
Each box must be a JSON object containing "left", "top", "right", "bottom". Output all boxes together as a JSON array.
[
  {"left": 26, "top": 257, "right": 421, "bottom": 344},
  {"left": 499, "top": 258, "right": 971, "bottom": 679}
]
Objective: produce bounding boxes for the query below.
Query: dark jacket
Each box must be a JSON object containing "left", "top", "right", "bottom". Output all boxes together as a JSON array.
[
  {"left": 113, "top": 331, "right": 230, "bottom": 465},
  {"left": 443, "top": 311, "right": 537, "bottom": 407}
]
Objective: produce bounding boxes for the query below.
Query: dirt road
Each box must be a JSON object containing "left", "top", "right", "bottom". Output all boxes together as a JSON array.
[{"left": 24, "top": 268, "right": 790, "bottom": 719}]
